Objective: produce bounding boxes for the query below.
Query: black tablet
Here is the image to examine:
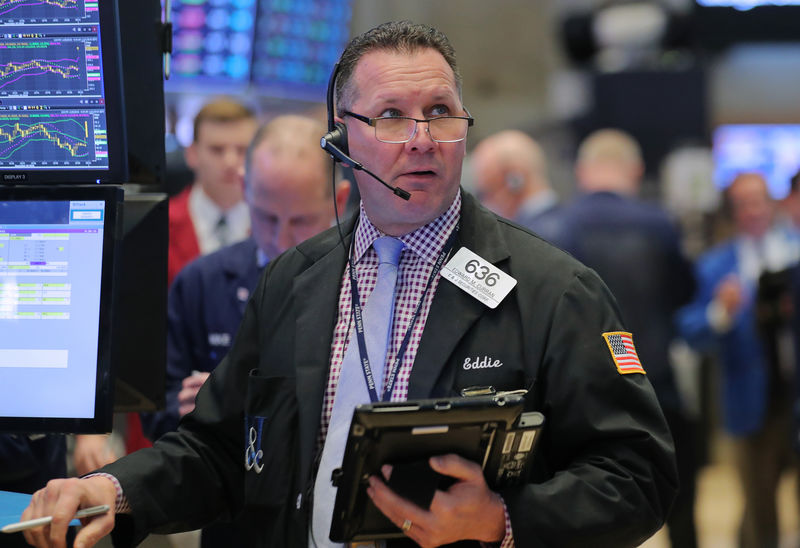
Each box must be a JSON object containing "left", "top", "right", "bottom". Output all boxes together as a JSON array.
[{"left": 328, "top": 393, "right": 544, "bottom": 543}]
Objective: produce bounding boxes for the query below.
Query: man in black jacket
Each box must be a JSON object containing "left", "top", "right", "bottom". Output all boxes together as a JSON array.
[{"left": 22, "top": 21, "right": 677, "bottom": 548}]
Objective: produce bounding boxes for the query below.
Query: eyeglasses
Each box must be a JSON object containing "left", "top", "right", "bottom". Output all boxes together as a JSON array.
[{"left": 343, "top": 109, "right": 474, "bottom": 144}]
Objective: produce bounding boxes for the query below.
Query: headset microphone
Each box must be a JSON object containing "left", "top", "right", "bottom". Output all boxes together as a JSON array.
[
  {"left": 322, "top": 62, "right": 411, "bottom": 201},
  {"left": 320, "top": 134, "right": 411, "bottom": 201}
]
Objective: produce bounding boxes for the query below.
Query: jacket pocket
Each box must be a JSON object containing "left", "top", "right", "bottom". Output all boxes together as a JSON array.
[{"left": 243, "top": 372, "right": 299, "bottom": 510}]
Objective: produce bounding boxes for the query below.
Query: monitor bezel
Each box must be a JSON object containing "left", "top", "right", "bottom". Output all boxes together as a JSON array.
[
  {"left": 0, "top": 185, "right": 121, "bottom": 433},
  {"left": 0, "top": 1, "right": 129, "bottom": 185}
]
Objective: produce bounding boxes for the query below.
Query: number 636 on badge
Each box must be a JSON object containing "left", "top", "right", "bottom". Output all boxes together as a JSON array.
[{"left": 442, "top": 248, "right": 517, "bottom": 309}]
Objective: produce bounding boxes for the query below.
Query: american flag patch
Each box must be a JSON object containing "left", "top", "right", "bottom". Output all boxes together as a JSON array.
[{"left": 602, "top": 332, "right": 645, "bottom": 375}]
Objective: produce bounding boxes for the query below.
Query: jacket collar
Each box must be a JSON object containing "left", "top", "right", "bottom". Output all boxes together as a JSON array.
[{"left": 292, "top": 213, "right": 356, "bottom": 476}]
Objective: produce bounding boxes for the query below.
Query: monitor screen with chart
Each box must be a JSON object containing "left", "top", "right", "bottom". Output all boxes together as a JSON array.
[
  {"left": 0, "top": 0, "right": 128, "bottom": 184},
  {"left": 0, "top": 185, "right": 120, "bottom": 433},
  {"left": 165, "top": 0, "right": 352, "bottom": 102}
]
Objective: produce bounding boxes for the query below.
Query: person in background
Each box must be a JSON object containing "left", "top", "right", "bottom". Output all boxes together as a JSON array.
[
  {"left": 140, "top": 115, "right": 348, "bottom": 547},
  {"left": 142, "top": 113, "right": 348, "bottom": 442},
  {"left": 553, "top": 128, "right": 698, "bottom": 547},
  {"left": 470, "top": 129, "right": 561, "bottom": 241},
  {"left": 168, "top": 97, "right": 259, "bottom": 285},
  {"left": 779, "top": 168, "right": 800, "bottom": 228},
  {"left": 21, "top": 21, "right": 676, "bottom": 548},
  {"left": 678, "top": 172, "right": 800, "bottom": 548},
  {"left": 118, "top": 98, "right": 259, "bottom": 459}
]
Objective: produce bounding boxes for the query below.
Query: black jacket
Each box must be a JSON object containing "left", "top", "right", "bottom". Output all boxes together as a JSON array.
[{"left": 103, "top": 192, "right": 677, "bottom": 547}]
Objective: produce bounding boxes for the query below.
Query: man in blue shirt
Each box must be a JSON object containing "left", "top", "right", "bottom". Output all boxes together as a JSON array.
[{"left": 678, "top": 172, "right": 800, "bottom": 548}]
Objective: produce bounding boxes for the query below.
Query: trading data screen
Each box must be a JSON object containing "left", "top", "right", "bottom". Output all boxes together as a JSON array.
[
  {"left": 0, "top": 198, "right": 106, "bottom": 418},
  {"left": 167, "top": 0, "right": 352, "bottom": 102},
  {"left": 0, "top": 0, "right": 112, "bottom": 171}
]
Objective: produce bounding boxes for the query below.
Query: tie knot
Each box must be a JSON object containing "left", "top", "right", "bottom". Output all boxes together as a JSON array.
[
  {"left": 373, "top": 236, "right": 404, "bottom": 267},
  {"left": 215, "top": 215, "right": 229, "bottom": 246}
]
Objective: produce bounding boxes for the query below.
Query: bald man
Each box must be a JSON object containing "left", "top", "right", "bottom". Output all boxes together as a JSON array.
[
  {"left": 471, "top": 129, "right": 561, "bottom": 240},
  {"left": 143, "top": 114, "right": 349, "bottom": 442},
  {"left": 555, "top": 128, "right": 698, "bottom": 548},
  {"left": 140, "top": 115, "right": 348, "bottom": 547}
]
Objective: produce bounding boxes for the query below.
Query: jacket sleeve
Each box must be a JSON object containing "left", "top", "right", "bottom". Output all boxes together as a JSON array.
[{"left": 504, "top": 270, "right": 678, "bottom": 547}]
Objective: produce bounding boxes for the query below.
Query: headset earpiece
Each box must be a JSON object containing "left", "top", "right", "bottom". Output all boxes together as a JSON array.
[
  {"left": 506, "top": 172, "right": 525, "bottom": 192},
  {"left": 324, "top": 63, "right": 349, "bottom": 161},
  {"left": 331, "top": 121, "right": 348, "bottom": 156}
]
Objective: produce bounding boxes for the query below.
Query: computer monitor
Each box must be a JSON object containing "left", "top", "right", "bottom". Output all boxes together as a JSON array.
[
  {"left": 112, "top": 191, "right": 167, "bottom": 412},
  {"left": 249, "top": 0, "right": 352, "bottom": 102},
  {"left": 694, "top": 1, "right": 800, "bottom": 49},
  {"left": 696, "top": 1, "right": 800, "bottom": 9},
  {"left": 165, "top": 0, "right": 352, "bottom": 102},
  {"left": 0, "top": 0, "right": 128, "bottom": 184},
  {"left": 712, "top": 124, "right": 800, "bottom": 198},
  {"left": 0, "top": 185, "right": 121, "bottom": 433}
]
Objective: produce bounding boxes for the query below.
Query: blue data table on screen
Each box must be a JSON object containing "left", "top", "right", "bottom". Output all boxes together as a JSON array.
[{"left": 0, "top": 490, "right": 79, "bottom": 530}]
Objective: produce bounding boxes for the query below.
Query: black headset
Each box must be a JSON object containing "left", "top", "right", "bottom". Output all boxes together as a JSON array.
[{"left": 323, "top": 62, "right": 349, "bottom": 157}]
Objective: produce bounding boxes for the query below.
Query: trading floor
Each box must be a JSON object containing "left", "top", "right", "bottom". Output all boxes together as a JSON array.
[{"left": 644, "top": 433, "right": 799, "bottom": 548}]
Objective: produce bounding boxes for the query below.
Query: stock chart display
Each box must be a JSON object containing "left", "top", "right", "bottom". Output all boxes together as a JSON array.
[
  {"left": 0, "top": 0, "right": 109, "bottom": 170},
  {"left": 0, "top": 0, "right": 97, "bottom": 24},
  {"left": 0, "top": 111, "right": 104, "bottom": 167},
  {"left": 169, "top": 0, "right": 256, "bottom": 89},
  {"left": 0, "top": 35, "right": 95, "bottom": 96},
  {"left": 251, "top": 0, "right": 351, "bottom": 101},
  {"left": 167, "top": 0, "right": 352, "bottom": 102}
]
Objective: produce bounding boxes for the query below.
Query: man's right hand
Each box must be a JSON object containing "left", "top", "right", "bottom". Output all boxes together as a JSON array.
[
  {"left": 21, "top": 476, "right": 116, "bottom": 548},
  {"left": 714, "top": 275, "right": 744, "bottom": 317},
  {"left": 178, "top": 371, "right": 210, "bottom": 418}
]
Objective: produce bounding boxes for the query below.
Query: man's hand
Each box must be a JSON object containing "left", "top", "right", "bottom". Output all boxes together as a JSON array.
[
  {"left": 73, "top": 435, "right": 119, "bottom": 477},
  {"left": 715, "top": 275, "right": 744, "bottom": 317},
  {"left": 21, "top": 476, "right": 116, "bottom": 548},
  {"left": 366, "top": 454, "right": 506, "bottom": 547},
  {"left": 178, "top": 371, "right": 210, "bottom": 417}
]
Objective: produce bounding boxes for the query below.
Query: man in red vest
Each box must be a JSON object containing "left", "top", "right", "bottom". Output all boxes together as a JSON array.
[{"left": 168, "top": 98, "right": 259, "bottom": 285}]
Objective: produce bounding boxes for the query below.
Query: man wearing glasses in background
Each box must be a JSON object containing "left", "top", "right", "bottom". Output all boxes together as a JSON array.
[{"left": 22, "top": 21, "right": 676, "bottom": 548}]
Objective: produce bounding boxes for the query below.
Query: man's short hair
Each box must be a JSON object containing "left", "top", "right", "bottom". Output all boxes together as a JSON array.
[
  {"left": 335, "top": 20, "right": 462, "bottom": 113},
  {"left": 192, "top": 97, "right": 256, "bottom": 142},
  {"left": 577, "top": 128, "right": 643, "bottom": 168},
  {"left": 244, "top": 115, "right": 332, "bottom": 197}
]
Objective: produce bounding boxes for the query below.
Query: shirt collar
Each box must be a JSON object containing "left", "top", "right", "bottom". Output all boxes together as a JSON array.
[
  {"left": 352, "top": 191, "right": 461, "bottom": 266},
  {"left": 189, "top": 184, "right": 251, "bottom": 251},
  {"left": 189, "top": 184, "right": 224, "bottom": 226}
]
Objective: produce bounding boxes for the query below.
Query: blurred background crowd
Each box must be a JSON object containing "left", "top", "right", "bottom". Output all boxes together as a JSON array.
[
  {"left": 117, "top": 1, "right": 800, "bottom": 546},
  {"left": 5, "top": 0, "right": 800, "bottom": 546}
]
